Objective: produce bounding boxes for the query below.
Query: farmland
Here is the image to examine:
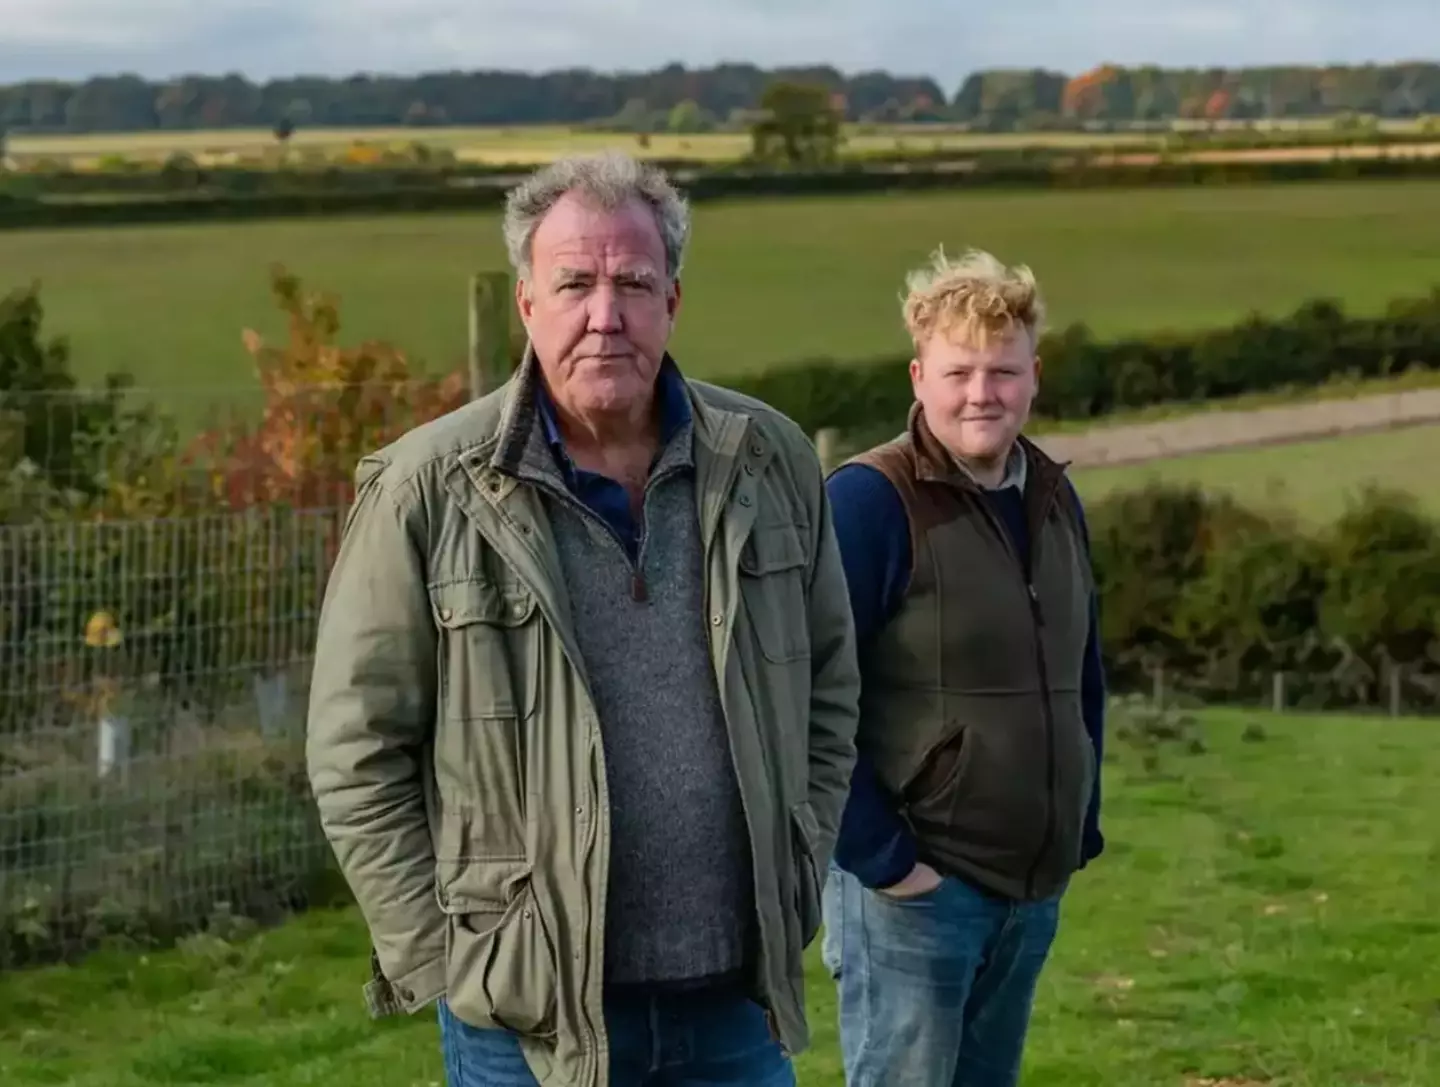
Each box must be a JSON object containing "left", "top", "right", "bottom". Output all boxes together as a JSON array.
[
  {"left": 2, "top": 709, "right": 1435, "bottom": 1087},
  {"left": 6, "top": 117, "right": 1436, "bottom": 170},
  {"left": 3, "top": 123, "right": 1162, "bottom": 169},
  {"left": 1072, "top": 423, "right": 1440, "bottom": 523},
  {"left": 11, "top": 178, "right": 1440, "bottom": 403}
]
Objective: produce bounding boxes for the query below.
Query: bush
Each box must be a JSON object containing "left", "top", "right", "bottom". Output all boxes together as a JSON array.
[
  {"left": 1086, "top": 483, "right": 1440, "bottom": 708},
  {"left": 183, "top": 263, "right": 469, "bottom": 511},
  {"left": 0, "top": 283, "right": 169, "bottom": 502}
]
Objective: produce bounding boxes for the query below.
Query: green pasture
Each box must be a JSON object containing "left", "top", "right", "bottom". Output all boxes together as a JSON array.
[
  {"left": 1072, "top": 423, "right": 1440, "bottom": 523},
  {"left": 10, "top": 179, "right": 1440, "bottom": 412},
  {"left": 1, "top": 709, "right": 1435, "bottom": 1086}
]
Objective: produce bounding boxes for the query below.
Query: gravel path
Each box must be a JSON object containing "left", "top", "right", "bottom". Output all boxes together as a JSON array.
[{"left": 1031, "top": 388, "right": 1440, "bottom": 468}]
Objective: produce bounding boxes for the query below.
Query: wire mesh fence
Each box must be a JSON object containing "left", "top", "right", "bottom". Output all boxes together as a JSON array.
[
  {"left": 0, "top": 508, "right": 345, "bottom": 970},
  {"left": 0, "top": 377, "right": 467, "bottom": 971}
]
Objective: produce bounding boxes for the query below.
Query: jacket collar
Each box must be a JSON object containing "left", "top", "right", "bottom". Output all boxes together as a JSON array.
[
  {"left": 906, "top": 401, "right": 1061, "bottom": 495},
  {"left": 489, "top": 342, "right": 750, "bottom": 484}
]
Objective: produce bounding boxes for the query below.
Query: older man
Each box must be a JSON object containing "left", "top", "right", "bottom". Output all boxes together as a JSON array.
[
  {"left": 305, "top": 151, "right": 859, "bottom": 1087},
  {"left": 820, "top": 248, "right": 1106, "bottom": 1087}
]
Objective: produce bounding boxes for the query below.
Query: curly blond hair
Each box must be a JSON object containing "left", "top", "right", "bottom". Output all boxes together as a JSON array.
[{"left": 901, "top": 247, "right": 1045, "bottom": 352}]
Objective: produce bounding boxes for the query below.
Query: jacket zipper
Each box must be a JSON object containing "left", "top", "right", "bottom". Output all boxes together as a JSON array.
[
  {"left": 970, "top": 474, "right": 1063, "bottom": 900},
  {"left": 531, "top": 468, "right": 680, "bottom": 1077},
  {"left": 1022, "top": 581, "right": 1057, "bottom": 900}
]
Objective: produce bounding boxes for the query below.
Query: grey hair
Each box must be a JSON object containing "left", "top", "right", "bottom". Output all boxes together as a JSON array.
[{"left": 502, "top": 151, "right": 691, "bottom": 283}]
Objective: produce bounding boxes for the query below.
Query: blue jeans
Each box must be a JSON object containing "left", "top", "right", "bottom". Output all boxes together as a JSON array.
[
  {"left": 822, "top": 864, "right": 1061, "bottom": 1087},
  {"left": 438, "top": 984, "right": 795, "bottom": 1086}
]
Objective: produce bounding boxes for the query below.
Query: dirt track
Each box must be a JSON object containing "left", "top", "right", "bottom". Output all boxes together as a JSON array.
[{"left": 1031, "top": 387, "right": 1440, "bottom": 468}]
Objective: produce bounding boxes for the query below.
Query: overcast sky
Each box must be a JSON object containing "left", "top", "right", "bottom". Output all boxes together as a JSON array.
[{"left": 1, "top": 0, "right": 1435, "bottom": 90}]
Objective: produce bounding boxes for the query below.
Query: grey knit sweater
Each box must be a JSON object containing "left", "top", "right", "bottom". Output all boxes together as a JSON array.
[{"left": 511, "top": 412, "right": 755, "bottom": 988}]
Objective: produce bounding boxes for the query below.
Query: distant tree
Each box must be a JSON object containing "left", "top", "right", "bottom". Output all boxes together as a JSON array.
[
  {"left": 1062, "top": 64, "right": 1132, "bottom": 122},
  {"left": 610, "top": 97, "right": 659, "bottom": 133},
  {"left": 1203, "top": 89, "right": 1233, "bottom": 124},
  {"left": 7, "top": 61, "right": 1440, "bottom": 136},
  {"left": 667, "top": 99, "right": 715, "bottom": 133},
  {"left": 750, "top": 81, "right": 842, "bottom": 167}
]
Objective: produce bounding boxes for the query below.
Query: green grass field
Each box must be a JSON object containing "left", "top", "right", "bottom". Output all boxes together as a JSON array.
[
  {"left": 1, "top": 708, "right": 1434, "bottom": 1086},
  {"left": 1072, "top": 423, "right": 1440, "bottom": 522},
  {"left": 10, "top": 179, "right": 1440, "bottom": 406}
]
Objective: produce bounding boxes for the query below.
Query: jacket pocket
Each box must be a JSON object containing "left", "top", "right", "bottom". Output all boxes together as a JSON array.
[
  {"left": 901, "top": 711, "right": 1052, "bottom": 892},
  {"left": 430, "top": 577, "right": 539, "bottom": 722},
  {"left": 790, "top": 800, "right": 823, "bottom": 949},
  {"left": 434, "top": 802, "right": 529, "bottom": 900},
  {"left": 903, "top": 723, "right": 974, "bottom": 814},
  {"left": 428, "top": 579, "right": 538, "bottom": 856},
  {"left": 738, "top": 523, "right": 811, "bottom": 664},
  {"left": 443, "top": 877, "right": 559, "bottom": 1041}
]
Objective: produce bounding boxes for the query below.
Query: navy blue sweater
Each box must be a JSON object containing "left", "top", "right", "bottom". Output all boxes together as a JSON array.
[{"left": 826, "top": 461, "right": 1107, "bottom": 891}]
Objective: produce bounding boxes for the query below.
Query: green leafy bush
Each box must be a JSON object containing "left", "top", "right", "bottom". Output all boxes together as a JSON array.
[{"left": 1086, "top": 483, "right": 1440, "bottom": 708}]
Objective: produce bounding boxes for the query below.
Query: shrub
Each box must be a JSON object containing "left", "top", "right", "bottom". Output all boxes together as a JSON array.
[
  {"left": 1085, "top": 483, "right": 1440, "bottom": 708},
  {"left": 1317, "top": 485, "right": 1440, "bottom": 671},
  {"left": 0, "top": 283, "right": 170, "bottom": 503},
  {"left": 184, "top": 264, "right": 469, "bottom": 511}
]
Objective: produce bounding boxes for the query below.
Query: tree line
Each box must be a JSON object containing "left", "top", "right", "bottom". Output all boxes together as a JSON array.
[{"left": 4, "top": 61, "right": 1440, "bottom": 136}]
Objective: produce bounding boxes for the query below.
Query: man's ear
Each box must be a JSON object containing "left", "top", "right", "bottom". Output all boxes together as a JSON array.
[
  {"left": 908, "top": 355, "right": 923, "bottom": 395},
  {"left": 515, "top": 277, "right": 533, "bottom": 326},
  {"left": 668, "top": 278, "right": 683, "bottom": 322}
]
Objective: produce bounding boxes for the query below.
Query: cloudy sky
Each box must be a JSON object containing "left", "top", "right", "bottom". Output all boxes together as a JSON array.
[{"left": 1, "top": 0, "right": 1435, "bottom": 89}]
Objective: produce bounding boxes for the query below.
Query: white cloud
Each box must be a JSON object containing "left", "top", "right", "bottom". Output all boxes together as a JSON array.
[{"left": 0, "top": 0, "right": 200, "bottom": 48}]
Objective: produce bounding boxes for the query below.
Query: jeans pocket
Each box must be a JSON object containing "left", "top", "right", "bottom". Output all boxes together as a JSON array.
[{"left": 438, "top": 999, "right": 540, "bottom": 1087}]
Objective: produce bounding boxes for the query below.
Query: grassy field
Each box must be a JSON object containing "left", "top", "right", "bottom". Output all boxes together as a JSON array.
[
  {"left": 1073, "top": 423, "right": 1440, "bottom": 523},
  {"left": 10, "top": 179, "right": 1440, "bottom": 403},
  {"left": 3, "top": 124, "right": 1162, "bottom": 167},
  {"left": 0, "top": 708, "right": 1435, "bottom": 1086}
]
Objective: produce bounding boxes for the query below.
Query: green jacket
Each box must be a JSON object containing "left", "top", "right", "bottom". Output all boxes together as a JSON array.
[{"left": 305, "top": 358, "right": 860, "bottom": 1087}]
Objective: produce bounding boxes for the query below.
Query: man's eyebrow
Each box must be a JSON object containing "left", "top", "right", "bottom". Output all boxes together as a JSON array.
[
  {"left": 550, "top": 265, "right": 660, "bottom": 283},
  {"left": 619, "top": 266, "right": 659, "bottom": 282}
]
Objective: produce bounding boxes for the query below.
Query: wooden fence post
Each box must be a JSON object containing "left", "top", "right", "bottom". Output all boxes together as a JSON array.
[
  {"left": 468, "top": 272, "right": 512, "bottom": 400},
  {"left": 814, "top": 428, "right": 839, "bottom": 474}
]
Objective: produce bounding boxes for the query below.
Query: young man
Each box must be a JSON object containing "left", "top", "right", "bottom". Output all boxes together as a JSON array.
[{"left": 821, "top": 248, "right": 1107, "bottom": 1087}]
